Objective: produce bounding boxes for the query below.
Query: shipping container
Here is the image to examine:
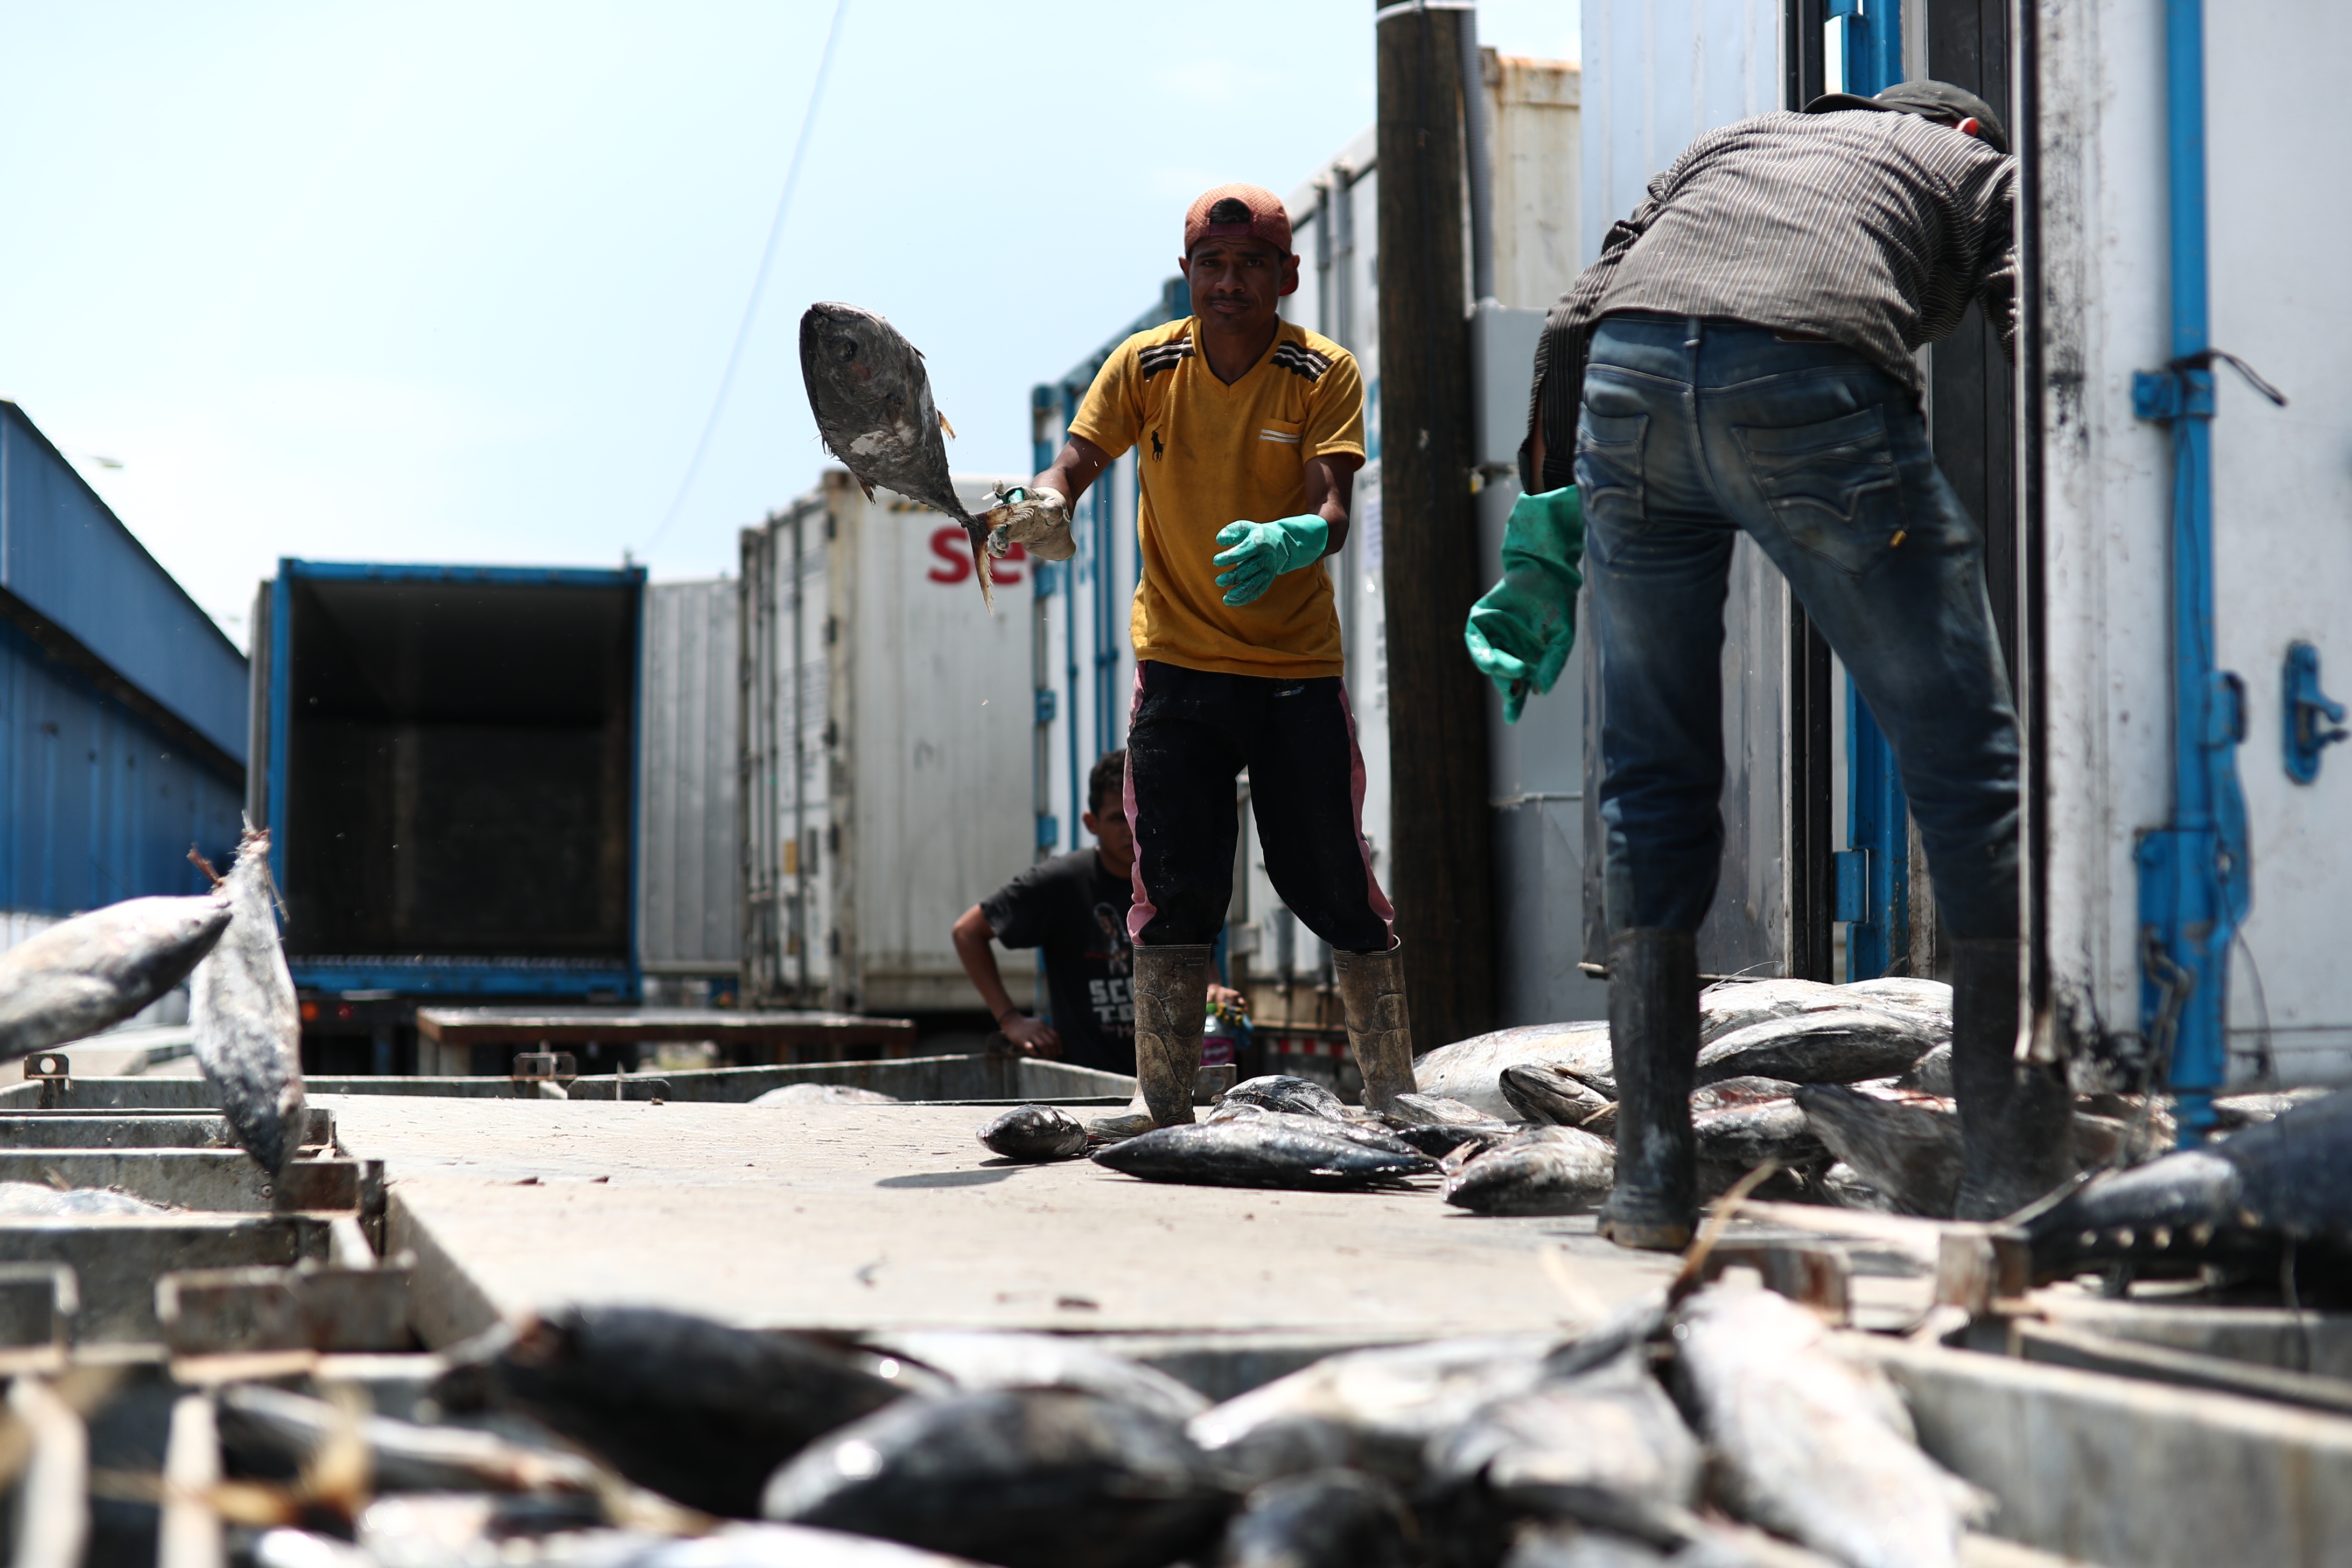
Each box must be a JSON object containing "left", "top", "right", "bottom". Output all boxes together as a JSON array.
[
  {"left": 637, "top": 577, "right": 740, "bottom": 998},
  {"left": 740, "top": 472, "right": 1040, "bottom": 1018},
  {"left": 0, "top": 402, "right": 244, "bottom": 926},
  {"left": 249, "top": 561, "right": 644, "bottom": 1005}
]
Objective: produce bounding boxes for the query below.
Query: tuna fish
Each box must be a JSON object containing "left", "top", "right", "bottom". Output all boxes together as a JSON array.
[
  {"left": 1188, "top": 1334, "right": 1564, "bottom": 1487},
  {"left": 1385, "top": 1092, "right": 1507, "bottom": 1127},
  {"left": 862, "top": 1330, "right": 1206, "bottom": 1424},
  {"left": 799, "top": 302, "right": 995, "bottom": 610},
  {"left": 1206, "top": 1104, "right": 1432, "bottom": 1161},
  {"left": 633, "top": 1525, "right": 998, "bottom": 1566},
  {"left": 2025, "top": 1087, "right": 2352, "bottom": 1283},
  {"left": 1213, "top": 1469, "right": 1416, "bottom": 1568},
  {"left": 188, "top": 829, "right": 305, "bottom": 1173},
  {"left": 1695, "top": 1009, "right": 1940, "bottom": 1089},
  {"left": 0, "top": 891, "right": 229, "bottom": 1061},
  {"left": 1090, "top": 1118, "right": 1434, "bottom": 1191},
  {"left": 1501, "top": 1064, "right": 1614, "bottom": 1127},
  {"left": 1693, "top": 1098, "right": 1824, "bottom": 1185},
  {"left": 218, "top": 1382, "right": 600, "bottom": 1496},
  {"left": 1794, "top": 1085, "right": 1965, "bottom": 1218},
  {"left": 1443, "top": 1126, "right": 1616, "bottom": 1216},
  {"left": 976, "top": 1104, "right": 1089, "bottom": 1163},
  {"left": 1426, "top": 1349, "right": 1702, "bottom": 1550},
  {"left": 754, "top": 1083, "right": 900, "bottom": 1107},
  {"left": 762, "top": 1388, "right": 1233, "bottom": 1568},
  {"left": 475, "top": 1305, "right": 923, "bottom": 1517},
  {"left": 1220, "top": 1075, "right": 1350, "bottom": 1121},
  {"left": 1672, "top": 1280, "right": 1983, "bottom": 1568},
  {"left": 1413, "top": 1024, "right": 1613, "bottom": 1121},
  {"left": 1689, "top": 1077, "right": 1802, "bottom": 1115},
  {"left": 1698, "top": 978, "right": 1948, "bottom": 1045}
]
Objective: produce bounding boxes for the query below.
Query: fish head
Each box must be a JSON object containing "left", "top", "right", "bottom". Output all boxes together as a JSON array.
[{"left": 800, "top": 302, "right": 925, "bottom": 428}]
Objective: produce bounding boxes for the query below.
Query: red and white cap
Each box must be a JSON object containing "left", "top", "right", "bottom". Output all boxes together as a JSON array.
[{"left": 1184, "top": 184, "right": 1294, "bottom": 259}]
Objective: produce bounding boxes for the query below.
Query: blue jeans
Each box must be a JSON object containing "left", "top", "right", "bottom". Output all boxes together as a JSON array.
[{"left": 1578, "top": 313, "right": 2019, "bottom": 942}]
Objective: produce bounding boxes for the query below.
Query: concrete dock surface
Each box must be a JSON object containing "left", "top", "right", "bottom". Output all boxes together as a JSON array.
[{"left": 327, "top": 1094, "right": 1679, "bottom": 1348}]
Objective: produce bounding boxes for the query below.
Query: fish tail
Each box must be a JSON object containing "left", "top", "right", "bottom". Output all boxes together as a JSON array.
[{"left": 969, "top": 523, "right": 994, "bottom": 614}]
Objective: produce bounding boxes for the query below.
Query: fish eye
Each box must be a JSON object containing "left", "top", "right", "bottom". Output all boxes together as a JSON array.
[{"left": 834, "top": 338, "right": 858, "bottom": 362}]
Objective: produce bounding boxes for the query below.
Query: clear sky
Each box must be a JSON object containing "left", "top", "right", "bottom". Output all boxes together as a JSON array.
[{"left": 0, "top": 2, "right": 1578, "bottom": 646}]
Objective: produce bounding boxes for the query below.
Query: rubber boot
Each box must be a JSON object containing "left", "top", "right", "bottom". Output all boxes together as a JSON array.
[
  {"left": 1333, "top": 943, "right": 1416, "bottom": 1114},
  {"left": 1951, "top": 936, "right": 2076, "bottom": 1221},
  {"left": 1131, "top": 943, "right": 1212, "bottom": 1129},
  {"left": 1597, "top": 928, "right": 1700, "bottom": 1252}
]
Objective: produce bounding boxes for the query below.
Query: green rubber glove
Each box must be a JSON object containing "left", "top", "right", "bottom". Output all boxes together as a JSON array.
[
  {"left": 1213, "top": 514, "right": 1329, "bottom": 606},
  {"left": 1464, "top": 486, "right": 1585, "bottom": 723}
]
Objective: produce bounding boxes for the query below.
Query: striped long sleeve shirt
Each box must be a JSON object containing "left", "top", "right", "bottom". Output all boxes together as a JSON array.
[{"left": 1524, "top": 108, "right": 2017, "bottom": 492}]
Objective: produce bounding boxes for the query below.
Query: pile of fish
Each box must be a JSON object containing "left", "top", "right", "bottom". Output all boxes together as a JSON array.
[
  {"left": 0, "top": 824, "right": 304, "bottom": 1173},
  {"left": 185, "top": 1282, "right": 1985, "bottom": 1568}
]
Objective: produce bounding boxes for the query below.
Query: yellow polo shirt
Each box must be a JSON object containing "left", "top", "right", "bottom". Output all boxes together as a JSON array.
[{"left": 1070, "top": 317, "right": 1366, "bottom": 680}]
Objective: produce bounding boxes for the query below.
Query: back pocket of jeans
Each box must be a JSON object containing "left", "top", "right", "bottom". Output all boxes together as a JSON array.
[
  {"left": 1733, "top": 407, "right": 1906, "bottom": 577},
  {"left": 1574, "top": 409, "right": 1648, "bottom": 537}
]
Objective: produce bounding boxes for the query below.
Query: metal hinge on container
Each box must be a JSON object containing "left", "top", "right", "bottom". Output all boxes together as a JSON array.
[
  {"left": 1832, "top": 850, "right": 1869, "bottom": 924},
  {"left": 1035, "top": 689, "right": 1058, "bottom": 723},
  {"left": 1035, "top": 814, "right": 1060, "bottom": 850},
  {"left": 2285, "top": 641, "right": 2347, "bottom": 784}
]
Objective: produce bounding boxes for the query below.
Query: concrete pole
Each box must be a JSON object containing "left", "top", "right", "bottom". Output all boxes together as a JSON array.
[{"left": 1375, "top": 0, "right": 1495, "bottom": 1049}]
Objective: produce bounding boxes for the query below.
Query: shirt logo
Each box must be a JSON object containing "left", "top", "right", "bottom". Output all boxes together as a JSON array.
[{"left": 1150, "top": 429, "right": 1165, "bottom": 460}]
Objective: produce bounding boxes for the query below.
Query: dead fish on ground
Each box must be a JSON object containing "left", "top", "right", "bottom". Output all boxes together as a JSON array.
[
  {"left": 189, "top": 828, "right": 306, "bottom": 1173},
  {"left": 218, "top": 1382, "right": 600, "bottom": 1496},
  {"left": 1672, "top": 1279, "right": 1983, "bottom": 1568},
  {"left": 2025, "top": 1087, "right": 2352, "bottom": 1284},
  {"left": 634, "top": 1524, "right": 1000, "bottom": 1566},
  {"left": 1220, "top": 1075, "right": 1350, "bottom": 1120},
  {"left": 1841, "top": 976, "right": 1952, "bottom": 1023},
  {"left": 2212, "top": 1087, "right": 2332, "bottom": 1131},
  {"left": 1426, "top": 1349, "right": 1702, "bottom": 1551},
  {"left": 0, "top": 890, "right": 230, "bottom": 1062},
  {"left": 1793, "top": 1085, "right": 1965, "bottom": 1218},
  {"left": 800, "top": 302, "right": 996, "bottom": 611},
  {"left": 0, "top": 1182, "right": 166, "bottom": 1218},
  {"left": 1444, "top": 1126, "right": 1616, "bottom": 1216},
  {"left": 1694, "top": 1098, "right": 1824, "bottom": 1182},
  {"left": 1895, "top": 1043, "right": 1952, "bottom": 1095},
  {"left": 753, "top": 1083, "right": 900, "bottom": 1107},
  {"left": 1690, "top": 1077, "right": 1801, "bottom": 1114},
  {"left": 1695, "top": 1008, "right": 1940, "bottom": 1089},
  {"left": 1189, "top": 1333, "right": 1564, "bottom": 1487},
  {"left": 1387, "top": 1091, "right": 1508, "bottom": 1127},
  {"left": 1390, "top": 1121, "right": 1516, "bottom": 1160},
  {"left": 1413, "top": 1024, "right": 1613, "bottom": 1121},
  {"left": 1091, "top": 1118, "right": 1434, "bottom": 1191},
  {"left": 1501, "top": 1064, "right": 1614, "bottom": 1127},
  {"left": 764, "top": 1388, "right": 1233, "bottom": 1568},
  {"left": 864, "top": 1329, "right": 1206, "bottom": 1423},
  {"left": 1209, "top": 1104, "right": 1434, "bottom": 1161},
  {"left": 468, "top": 1304, "right": 926, "bottom": 1517},
  {"left": 1815, "top": 1161, "right": 1896, "bottom": 1212},
  {"left": 1214, "top": 1468, "right": 1416, "bottom": 1568},
  {"left": 977, "top": 1104, "right": 1090, "bottom": 1162}
]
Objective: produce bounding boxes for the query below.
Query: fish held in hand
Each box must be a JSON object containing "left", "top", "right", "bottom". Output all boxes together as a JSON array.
[
  {"left": 800, "top": 302, "right": 994, "bottom": 611},
  {"left": 1674, "top": 1280, "right": 1983, "bottom": 1568},
  {"left": 0, "top": 892, "right": 230, "bottom": 1061},
  {"left": 189, "top": 829, "right": 305, "bottom": 1173},
  {"left": 977, "top": 1103, "right": 1090, "bottom": 1163},
  {"left": 1090, "top": 1118, "right": 1434, "bottom": 1191},
  {"left": 763, "top": 1388, "right": 1233, "bottom": 1568},
  {"left": 475, "top": 1304, "right": 921, "bottom": 1517},
  {"left": 1444, "top": 1125, "right": 1616, "bottom": 1216}
]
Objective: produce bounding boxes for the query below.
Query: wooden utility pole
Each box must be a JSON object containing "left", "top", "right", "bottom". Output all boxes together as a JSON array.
[{"left": 1375, "top": 0, "right": 1493, "bottom": 1048}]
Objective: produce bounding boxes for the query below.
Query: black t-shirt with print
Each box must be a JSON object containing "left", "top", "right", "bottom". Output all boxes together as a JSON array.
[{"left": 979, "top": 849, "right": 1135, "bottom": 1074}]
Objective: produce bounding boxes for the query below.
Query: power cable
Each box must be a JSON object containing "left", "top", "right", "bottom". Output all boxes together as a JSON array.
[{"left": 641, "top": 0, "right": 850, "bottom": 555}]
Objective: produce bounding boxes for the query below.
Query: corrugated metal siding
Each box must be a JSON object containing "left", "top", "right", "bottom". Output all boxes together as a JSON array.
[
  {"left": 0, "top": 614, "right": 242, "bottom": 915},
  {"left": 638, "top": 579, "right": 740, "bottom": 972},
  {"left": 0, "top": 404, "right": 248, "bottom": 762}
]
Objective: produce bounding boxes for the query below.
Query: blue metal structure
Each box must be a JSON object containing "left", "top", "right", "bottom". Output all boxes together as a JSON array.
[
  {"left": 1823, "top": 0, "right": 1913, "bottom": 981},
  {"left": 0, "top": 403, "right": 249, "bottom": 764},
  {"left": 1031, "top": 276, "right": 1191, "bottom": 853},
  {"left": 261, "top": 559, "right": 645, "bottom": 1000},
  {"left": 0, "top": 403, "right": 245, "bottom": 915},
  {"left": 2130, "top": 0, "right": 2249, "bottom": 1143}
]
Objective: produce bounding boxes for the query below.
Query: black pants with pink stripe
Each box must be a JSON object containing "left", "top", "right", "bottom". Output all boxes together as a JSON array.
[{"left": 1123, "top": 660, "right": 1395, "bottom": 953}]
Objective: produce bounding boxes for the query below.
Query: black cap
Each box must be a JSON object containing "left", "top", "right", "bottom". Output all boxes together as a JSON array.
[{"left": 1804, "top": 79, "right": 2008, "bottom": 155}]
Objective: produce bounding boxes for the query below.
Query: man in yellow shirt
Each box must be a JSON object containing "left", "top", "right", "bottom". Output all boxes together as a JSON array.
[{"left": 996, "top": 184, "right": 1408, "bottom": 1128}]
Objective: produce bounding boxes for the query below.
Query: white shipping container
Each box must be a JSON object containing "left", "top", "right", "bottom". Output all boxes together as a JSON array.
[
  {"left": 637, "top": 578, "right": 740, "bottom": 985},
  {"left": 740, "top": 471, "right": 1041, "bottom": 1016}
]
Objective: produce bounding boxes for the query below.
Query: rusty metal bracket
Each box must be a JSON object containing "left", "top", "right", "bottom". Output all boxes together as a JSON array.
[
  {"left": 1690, "top": 1241, "right": 1852, "bottom": 1325},
  {"left": 24, "top": 1053, "right": 70, "bottom": 1111}
]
